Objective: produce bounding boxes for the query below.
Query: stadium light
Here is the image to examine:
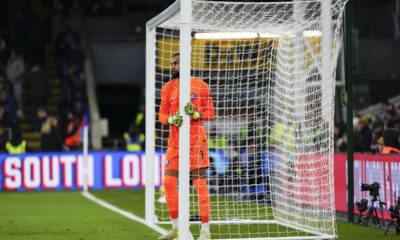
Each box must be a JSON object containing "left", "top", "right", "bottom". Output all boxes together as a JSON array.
[
  {"left": 258, "top": 33, "right": 281, "bottom": 38},
  {"left": 259, "top": 32, "right": 295, "bottom": 38},
  {"left": 194, "top": 31, "right": 321, "bottom": 39},
  {"left": 303, "top": 30, "right": 322, "bottom": 37},
  {"left": 194, "top": 32, "right": 258, "bottom": 39}
]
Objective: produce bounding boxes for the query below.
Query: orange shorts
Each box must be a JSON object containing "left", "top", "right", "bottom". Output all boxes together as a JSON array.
[{"left": 165, "top": 145, "right": 210, "bottom": 171}]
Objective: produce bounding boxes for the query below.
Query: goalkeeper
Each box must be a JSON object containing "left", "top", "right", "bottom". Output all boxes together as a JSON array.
[{"left": 158, "top": 53, "right": 215, "bottom": 240}]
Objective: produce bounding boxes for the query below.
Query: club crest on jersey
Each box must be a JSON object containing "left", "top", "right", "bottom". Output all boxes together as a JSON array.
[
  {"left": 191, "top": 93, "right": 197, "bottom": 99},
  {"left": 165, "top": 159, "right": 169, "bottom": 166}
]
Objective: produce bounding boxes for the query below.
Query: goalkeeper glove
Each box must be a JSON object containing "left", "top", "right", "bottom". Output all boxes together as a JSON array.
[
  {"left": 168, "top": 111, "right": 183, "bottom": 127},
  {"left": 184, "top": 102, "right": 200, "bottom": 120}
]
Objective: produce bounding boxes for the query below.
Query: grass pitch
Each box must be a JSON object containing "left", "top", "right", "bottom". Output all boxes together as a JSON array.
[
  {"left": 0, "top": 189, "right": 396, "bottom": 239},
  {"left": 0, "top": 191, "right": 159, "bottom": 240}
]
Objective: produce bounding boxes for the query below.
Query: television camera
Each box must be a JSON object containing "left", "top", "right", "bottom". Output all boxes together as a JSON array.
[{"left": 355, "top": 182, "right": 385, "bottom": 227}]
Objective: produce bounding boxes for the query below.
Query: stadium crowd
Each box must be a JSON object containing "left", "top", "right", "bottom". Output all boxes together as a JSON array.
[
  {"left": 0, "top": 0, "right": 91, "bottom": 153},
  {"left": 335, "top": 100, "right": 400, "bottom": 153},
  {"left": 0, "top": 0, "right": 399, "bottom": 157}
]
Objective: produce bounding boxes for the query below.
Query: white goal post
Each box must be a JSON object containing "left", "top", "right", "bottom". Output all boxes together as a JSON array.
[{"left": 146, "top": 0, "right": 348, "bottom": 239}]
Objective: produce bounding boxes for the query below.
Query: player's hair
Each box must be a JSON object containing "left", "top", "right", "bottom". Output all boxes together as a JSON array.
[{"left": 171, "top": 52, "right": 180, "bottom": 58}]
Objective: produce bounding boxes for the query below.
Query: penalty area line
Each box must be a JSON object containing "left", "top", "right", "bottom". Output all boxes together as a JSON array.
[{"left": 81, "top": 191, "right": 167, "bottom": 235}]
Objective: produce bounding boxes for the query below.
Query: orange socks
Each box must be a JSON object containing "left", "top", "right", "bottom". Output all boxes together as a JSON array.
[
  {"left": 164, "top": 175, "right": 179, "bottom": 219},
  {"left": 164, "top": 176, "right": 210, "bottom": 223},
  {"left": 193, "top": 178, "right": 210, "bottom": 223}
]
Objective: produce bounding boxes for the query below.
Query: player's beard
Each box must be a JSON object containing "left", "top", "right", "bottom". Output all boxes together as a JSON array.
[{"left": 171, "top": 71, "right": 179, "bottom": 79}]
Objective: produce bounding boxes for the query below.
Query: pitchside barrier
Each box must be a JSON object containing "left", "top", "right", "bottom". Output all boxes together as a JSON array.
[
  {"left": 334, "top": 153, "right": 400, "bottom": 220},
  {"left": 0, "top": 151, "right": 399, "bottom": 220}
]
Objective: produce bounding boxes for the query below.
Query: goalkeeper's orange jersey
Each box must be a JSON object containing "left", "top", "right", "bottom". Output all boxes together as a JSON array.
[{"left": 159, "top": 77, "right": 215, "bottom": 149}]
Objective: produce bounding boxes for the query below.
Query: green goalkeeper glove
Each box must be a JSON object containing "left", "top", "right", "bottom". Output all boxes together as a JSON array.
[
  {"left": 168, "top": 111, "right": 183, "bottom": 127},
  {"left": 184, "top": 102, "right": 200, "bottom": 120}
]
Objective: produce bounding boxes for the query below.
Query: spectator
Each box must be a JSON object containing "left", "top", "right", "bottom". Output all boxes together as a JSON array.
[
  {"left": 392, "top": 116, "right": 400, "bottom": 131},
  {"left": 240, "top": 140, "right": 267, "bottom": 198},
  {"left": 64, "top": 110, "right": 84, "bottom": 151},
  {"left": 223, "top": 142, "right": 241, "bottom": 193},
  {"left": 34, "top": 106, "right": 49, "bottom": 132},
  {"left": 370, "top": 119, "right": 384, "bottom": 153},
  {"left": 385, "top": 109, "right": 397, "bottom": 128},
  {"left": 5, "top": 130, "right": 26, "bottom": 154},
  {"left": 380, "top": 128, "right": 400, "bottom": 154},
  {"left": 54, "top": 23, "right": 82, "bottom": 78},
  {"left": 334, "top": 122, "right": 343, "bottom": 145},
  {"left": 123, "top": 122, "right": 144, "bottom": 152},
  {"left": 24, "top": 65, "right": 49, "bottom": 116},
  {"left": 377, "top": 100, "right": 393, "bottom": 122},
  {"left": 0, "top": 126, "right": 8, "bottom": 153},
  {"left": 60, "top": 64, "right": 84, "bottom": 109},
  {"left": 72, "top": 97, "right": 86, "bottom": 117},
  {"left": 6, "top": 48, "right": 25, "bottom": 116},
  {"left": 0, "top": 106, "right": 11, "bottom": 128},
  {"left": 41, "top": 116, "right": 63, "bottom": 151},
  {"left": 376, "top": 100, "right": 397, "bottom": 128},
  {"left": 334, "top": 122, "right": 346, "bottom": 152},
  {"left": 336, "top": 133, "right": 347, "bottom": 152},
  {"left": 208, "top": 126, "right": 228, "bottom": 151},
  {"left": 0, "top": 90, "right": 18, "bottom": 128},
  {"left": 65, "top": 36, "right": 84, "bottom": 72},
  {"left": 269, "top": 121, "right": 296, "bottom": 152},
  {"left": 354, "top": 116, "right": 372, "bottom": 152}
]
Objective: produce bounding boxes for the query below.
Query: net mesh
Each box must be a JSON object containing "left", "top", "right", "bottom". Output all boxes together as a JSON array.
[{"left": 148, "top": 0, "right": 347, "bottom": 239}]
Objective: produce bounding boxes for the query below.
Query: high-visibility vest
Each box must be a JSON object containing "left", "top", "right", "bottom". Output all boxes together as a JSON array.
[
  {"left": 124, "top": 132, "right": 145, "bottom": 151},
  {"left": 6, "top": 140, "right": 26, "bottom": 154},
  {"left": 209, "top": 135, "right": 228, "bottom": 150},
  {"left": 381, "top": 146, "right": 400, "bottom": 154},
  {"left": 135, "top": 112, "right": 144, "bottom": 127},
  {"left": 65, "top": 120, "right": 83, "bottom": 147},
  {"left": 269, "top": 123, "right": 295, "bottom": 151}
]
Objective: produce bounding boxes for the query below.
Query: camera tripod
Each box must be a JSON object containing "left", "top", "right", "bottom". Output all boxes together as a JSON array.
[
  {"left": 356, "top": 196, "right": 386, "bottom": 228},
  {"left": 384, "top": 217, "right": 400, "bottom": 236}
]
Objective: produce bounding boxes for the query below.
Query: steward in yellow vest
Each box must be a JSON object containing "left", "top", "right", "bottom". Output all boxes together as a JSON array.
[
  {"left": 209, "top": 133, "right": 228, "bottom": 150},
  {"left": 6, "top": 134, "right": 26, "bottom": 154},
  {"left": 269, "top": 122, "right": 296, "bottom": 152},
  {"left": 124, "top": 123, "right": 145, "bottom": 152}
]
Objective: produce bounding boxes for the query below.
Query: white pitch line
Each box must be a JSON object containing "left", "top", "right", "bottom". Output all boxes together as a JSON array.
[{"left": 81, "top": 191, "right": 167, "bottom": 235}]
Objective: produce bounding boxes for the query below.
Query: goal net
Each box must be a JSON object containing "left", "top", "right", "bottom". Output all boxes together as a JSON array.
[{"left": 146, "top": 0, "right": 348, "bottom": 239}]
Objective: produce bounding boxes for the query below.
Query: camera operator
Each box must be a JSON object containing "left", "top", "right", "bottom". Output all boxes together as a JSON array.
[{"left": 385, "top": 197, "right": 400, "bottom": 236}]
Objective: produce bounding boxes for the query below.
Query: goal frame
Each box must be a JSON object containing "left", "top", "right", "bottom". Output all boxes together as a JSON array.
[{"left": 145, "top": 1, "right": 344, "bottom": 239}]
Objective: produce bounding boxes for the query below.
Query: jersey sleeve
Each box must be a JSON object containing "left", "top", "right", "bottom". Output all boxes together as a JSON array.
[
  {"left": 158, "top": 85, "right": 170, "bottom": 125},
  {"left": 200, "top": 82, "right": 215, "bottom": 121}
]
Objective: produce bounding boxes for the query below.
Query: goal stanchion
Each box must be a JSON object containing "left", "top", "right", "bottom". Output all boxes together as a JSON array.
[
  {"left": 83, "top": 125, "right": 89, "bottom": 193},
  {"left": 146, "top": 1, "right": 349, "bottom": 239}
]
